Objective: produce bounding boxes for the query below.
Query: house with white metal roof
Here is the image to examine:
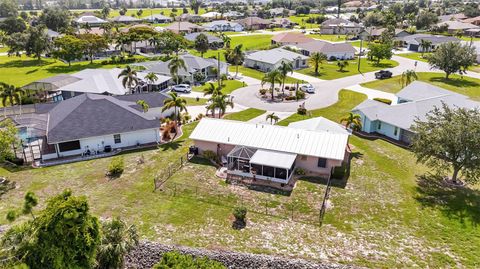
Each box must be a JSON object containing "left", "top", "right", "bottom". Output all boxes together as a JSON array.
[
  {"left": 352, "top": 81, "right": 480, "bottom": 144},
  {"left": 203, "top": 20, "right": 244, "bottom": 32},
  {"left": 75, "top": 15, "right": 107, "bottom": 26},
  {"left": 190, "top": 117, "right": 350, "bottom": 183},
  {"left": 142, "top": 14, "right": 173, "bottom": 23},
  {"left": 244, "top": 48, "right": 308, "bottom": 72},
  {"left": 398, "top": 34, "right": 460, "bottom": 52}
]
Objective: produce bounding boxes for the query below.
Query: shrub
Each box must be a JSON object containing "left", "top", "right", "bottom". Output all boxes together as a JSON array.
[
  {"left": 108, "top": 157, "right": 124, "bottom": 177},
  {"left": 296, "top": 90, "right": 305, "bottom": 99},
  {"left": 332, "top": 164, "right": 347, "bottom": 179},
  {"left": 297, "top": 107, "right": 307, "bottom": 115},
  {"left": 373, "top": 98, "right": 392, "bottom": 105},
  {"left": 295, "top": 167, "right": 306, "bottom": 175},
  {"left": 202, "top": 150, "right": 218, "bottom": 163},
  {"left": 153, "top": 251, "right": 226, "bottom": 269},
  {"left": 285, "top": 96, "right": 296, "bottom": 101},
  {"left": 233, "top": 206, "right": 247, "bottom": 223},
  {"left": 259, "top": 89, "right": 267, "bottom": 95},
  {"left": 329, "top": 56, "right": 337, "bottom": 61}
]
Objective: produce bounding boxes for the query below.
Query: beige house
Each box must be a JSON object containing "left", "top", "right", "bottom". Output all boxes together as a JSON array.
[
  {"left": 320, "top": 18, "right": 363, "bottom": 35},
  {"left": 190, "top": 117, "right": 350, "bottom": 184}
]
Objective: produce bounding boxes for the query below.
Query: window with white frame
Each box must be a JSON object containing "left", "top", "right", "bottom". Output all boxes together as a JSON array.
[{"left": 113, "top": 134, "right": 121, "bottom": 144}]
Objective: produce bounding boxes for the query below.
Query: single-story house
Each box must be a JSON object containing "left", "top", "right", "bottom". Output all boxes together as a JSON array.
[
  {"left": 134, "top": 54, "right": 228, "bottom": 84},
  {"left": 190, "top": 117, "right": 350, "bottom": 183},
  {"left": 175, "top": 13, "right": 203, "bottom": 23},
  {"left": 363, "top": 27, "right": 410, "bottom": 40},
  {"left": 352, "top": 81, "right": 480, "bottom": 144},
  {"left": 463, "top": 16, "right": 480, "bottom": 26},
  {"left": 77, "top": 27, "right": 106, "bottom": 35},
  {"left": 320, "top": 18, "right": 363, "bottom": 35},
  {"left": 236, "top": 17, "right": 272, "bottom": 30},
  {"left": 201, "top": 12, "right": 223, "bottom": 21},
  {"left": 110, "top": 15, "right": 142, "bottom": 24},
  {"left": 75, "top": 15, "right": 107, "bottom": 26},
  {"left": 435, "top": 20, "right": 479, "bottom": 34},
  {"left": 462, "top": 40, "right": 480, "bottom": 62},
  {"left": 271, "top": 18, "right": 296, "bottom": 28},
  {"left": 244, "top": 48, "right": 308, "bottom": 72},
  {"left": 184, "top": 32, "right": 224, "bottom": 49},
  {"left": 223, "top": 11, "right": 244, "bottom": 20},
  {"left": 143, "top": 14, "right": 173, "bottom": 23},
  {"left": 438, "top": 13, "right": 467, "bottom": 23},
  {"left": 203, "top": 20, "right": 244, "bottom": 32},
  {"left": 269, "top": 7, "right": 287, "bottom": 17},
  {"left": 23, "top": 69, "right": 171, "bottom": 101},
  {"left": 271, "top": 32, "right": 313, "bottom": 46},
  {"left": 398, "top": 34, "right": 460, "bottom": 52},
  {"left": 293, "top": 40, "right": 356, "bottom": 60},
  {"left": 164, "top": 21, "right": 205, "bottom": 34},
  {"left": 41, "top": 93, "right": 172, "bottom": 160}
]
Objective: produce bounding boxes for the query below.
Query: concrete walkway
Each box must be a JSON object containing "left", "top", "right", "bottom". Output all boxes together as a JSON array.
[
  {"left": 248, "top": 111, "right": 295, "bottom": 124},
  {"left": 290, "top": 72, "right": 324, "bottom": 83},
  {"left": 231, "top": 72, "right": 262, "bottom": 85},
  {"left": 345, "top": 85, "right": 398, "bottom": 104}
]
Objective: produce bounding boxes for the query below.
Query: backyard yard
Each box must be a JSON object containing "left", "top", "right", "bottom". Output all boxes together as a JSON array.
[
  {"left": 297, "top": 58, "right": 399, "bottom": 80},
  {"left": 228, "top": 66, "right": 300, "bottom": 84},
  {"left": 193, "top": 80, "right": 245, "bottom": 95},
  {"left": 222, "top": 108, "right": 266, "bottom": 121},
  {"left": 0, "top": 89, "right": 479, "bottom": 267},
  {"left": 361, "top": 72, "right": 480, "bottom": 100}
]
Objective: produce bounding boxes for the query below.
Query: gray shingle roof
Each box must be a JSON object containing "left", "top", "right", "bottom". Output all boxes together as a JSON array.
[
  {"left": 47, "top": 94, "right": 159, "bottom": 144},
  {"left": 110, "top": 15, "right": 142, "bottom": 22},
  {"left": 245, "top": 48, "right": 308, "bottom": 65},
  {"left": 295, "top": 40, "right": 356, "bottom": 54},
  {"left": 184, "top": 32, "right": 222, "bottom": 44},
  {"left": 400, "top": 34, "right": 459, "bottom": 45},
  {"left": 353, "top": 81, "right": 480, "bottom": 130},
  {"left": 134, "top": 54, "right": 226, "bottom": 76}
]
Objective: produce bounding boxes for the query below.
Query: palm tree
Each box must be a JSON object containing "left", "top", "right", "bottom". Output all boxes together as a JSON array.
[
  {"left": 308, "top": 52, "right": 327, "bottom": 76},
  {"left": 337, "top": 60, "right": 349, "bottom": 72},
  {"left": 419, "top": 39, "right": 432, "bottom": 57},
  {"left": 162, "top": 92, "right": 187, "bottom": 124},
  {"left": 208, "top": 93, "right": 233, "bottom": 118},
  {"left": 220, "top": 33, "right": 231, "bottom": 49},
  {"left": 118, "top": 66, "right": 139, "bottom": 93},
  {"left": 0, "top": 82, "right": 25, "bottom": 116},
  {"left": 340, "top": 112, "right": 362, "bottom": 131},
  {"left": 228, "top": 44, "right": 245, "bottom": 78},
  {"left": 265, "top": 112, "right": 279, "bottom": 124},
  {"left": 203, "top": 82, "right": 221, "bottom": 97},
  {"left": 144, "top": 72, "right": 158, "bottom": 92},
  {"left": 278, "top": 61, "right": 294, "bottom": 100},
  {"left": 168, "top": 56, "right": 187, "bottom": 85},
  {"left": 96, "top": 218, "right": 138, "bottom": 269},
  {"left": 136, "top": 100, "right": 149, "bottom": 113},
  {"left": 261, "top": 69, "right": 282, "bottom": 101},
  {"left": 401, "top": 69, "right": 418, "bottom": 87}
]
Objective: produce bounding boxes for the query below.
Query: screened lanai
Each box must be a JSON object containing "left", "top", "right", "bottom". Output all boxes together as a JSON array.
[{"left": 226, "top": 145, "right": 297, "bottom": 183}]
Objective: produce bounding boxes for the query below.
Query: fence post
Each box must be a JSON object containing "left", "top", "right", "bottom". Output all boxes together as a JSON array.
[
  {"left": 173, "top": 183, "right": 177, "bottom": 196},
  {"left": 153, "top": 176, "right": 156, "bottom": 192},
  {"left": 265, "top": 200, "right": 268, "bottom": 215},
  {"left": 180, "top": 156, "right": 183, "bottom": 167},
  {"left": 291, "top": 206, "right": 294, "bottom": 220}
]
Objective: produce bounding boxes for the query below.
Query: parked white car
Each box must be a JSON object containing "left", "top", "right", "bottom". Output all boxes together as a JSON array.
[
  {"left": 172, "top": 84, "right": 191, "bottom": 93},
  {"left": 300, "top": 84, "right": 315, "bottom": 93}
]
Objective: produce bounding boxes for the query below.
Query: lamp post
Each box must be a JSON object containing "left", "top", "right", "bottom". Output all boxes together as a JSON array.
[{"left": 357, "top": 31, "right": 369, "bottom": 73}]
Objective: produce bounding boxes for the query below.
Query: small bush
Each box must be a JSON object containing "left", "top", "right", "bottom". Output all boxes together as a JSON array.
[
  {"left": 295, "top": 167, "right": 306, "bottom": 175},
  {"left": 108, "top": 157, "right": 124, "bottom": 177},
  {"left": 329, "top": 56, "right": 337, "bottom": 61},
  {"left": 202, "top": 150, "right": 218, "bottom": 163},
  {"left": 332, "top": 164, "right": 347, "bottom": 179},
  {"left": 233, "top": 206, "right": 247, "bottom": 222},
  {"left": 296, "top": 90, "right": 305, "bottom": 99},
  {"left": 259, "top": 89, "right": 267, "bottom": 95},
  {"left": 153, "top": 251, "right": 226, "bottom": 269},
  {"left": 285, "top": 96, "right": 296, "bottom": 101},
  {"left": 297, "top": 107, "right": 307, "bottom": 115},
  {"left": 373, "top": 98, "right": 392, "bottom": 105}
]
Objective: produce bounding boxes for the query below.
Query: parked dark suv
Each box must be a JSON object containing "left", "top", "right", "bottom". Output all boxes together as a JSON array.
[{"left": 375, "top": 70, "right": 393, "bottom": 79}]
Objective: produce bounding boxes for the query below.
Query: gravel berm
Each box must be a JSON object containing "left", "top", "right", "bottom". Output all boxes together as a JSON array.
[{"left": 125, "top": 241, "right": 361, "bottom": 269}]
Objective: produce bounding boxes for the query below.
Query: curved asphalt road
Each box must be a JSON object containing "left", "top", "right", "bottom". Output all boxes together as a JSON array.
[{"left": 230, "top": 56, "right": 480, "bottom": 112}]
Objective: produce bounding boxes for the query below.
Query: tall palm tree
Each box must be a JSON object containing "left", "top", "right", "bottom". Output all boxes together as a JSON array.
[
  {"left": 401, "top": 69, "right": 418, "bottom": 87},
  {"left": 162, "top": 92, "right": 187, "bottom": 124},
  {"left": 220, "top": 33, "right": 231, "bottom": 49},
  {"left": 136, "top": 100, "right": 149, "bottom": 113},
  {"left": 118, "top": 66, "right": 139, "bottom": 93},
  {"left": 265, "top": 112, "right": 279, "bottom": 124},
  {"left": 203, "top": 82, "right": 221, "bottom": 97},
  {"left": 168, "top": 56, "right": 187, "bottom": 85},
  {"left": 261, "top": 69, "right": 282, "bottom": 101},
  {"left": 419, "top": 39, "right": 432, "bottom": 57},
  {"left": 340, "top": 112, "right": 362, "bottom": 131},
  {"left": 208, "top": 93, "right": 233, "bottom": 118},
  {"left": 0, "top": 82, "right": 25, "bottom": 116},
  {"left": 278, "top": 61, "right": 294, "bottom": 100},
  {"left": 144, "top": 72, "right": 158, "bottom": 92},
  {"left": 228, "top": 44, "right": 245, "bottom": 78},
  {"left": 308, "top": 52, "right": 327, "bottom": 76}
]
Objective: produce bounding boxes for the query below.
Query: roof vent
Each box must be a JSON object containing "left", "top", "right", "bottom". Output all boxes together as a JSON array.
[
  {"left": 228, "top": 137, "right": 230, "bottom": 142},
  {"left": 297, "top": 133, "right": 299, "bottom": 139}
]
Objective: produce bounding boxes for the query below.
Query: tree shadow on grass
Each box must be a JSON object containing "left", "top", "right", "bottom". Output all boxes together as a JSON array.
[
  {"left": 428, "top": 77, "right": 480, "bottom": 88},
  {"left": 45, "top": 63, "right": 105, "bottom": 74},
  {"left": 158, "top": 139, "right": 185, "bottom": 151},
  {"left": 0, "top": 59, "right": 54, "bottom": 68},
  {"left": 371, "top": 62, "right": 395, "bottom": 68},
  {"left": 188, "top": 156, "right": 216, "bottom": 167},
  {"left": 415, "top": 173, "right": 480, "bottom": 227}
]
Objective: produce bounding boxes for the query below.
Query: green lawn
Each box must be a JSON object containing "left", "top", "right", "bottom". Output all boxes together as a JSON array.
[
  {"left": 308, "top": 34, "right": 348, "bottom": 42},
  {"left": 192, "top": 80, "right": 245, "bottom": 94},
  {"left": 222, "top": 108, "right": 266, "bottom": 121},
  {"left": 297, "top": 58, "right": 399, "bottom": 80},
  {"left": 397, "top": 52, "right": 431, "bottom": 63},
  {"left": 0, "top": 55, "right": 146, "bottom": 87},
  {"left": 183, "top": 96, "right": 207, "bottom": 106},
  {"left": 228, "top": 66, "right": 301, "bottom": 84},
  {"left": 2, "top": 88, "right": 479, "bottom": 267},
  {"left": 278, "top": 90, "right": 367, "bottom": 126},
  {"left": 0, "top": 46, "right": 8, "bottom": 53},
  {"left": 361, "top": 72, "right": 480, "bottom": 100},
  {"left": 288, "top": 15, "right": 321, "bottom": 29}
]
